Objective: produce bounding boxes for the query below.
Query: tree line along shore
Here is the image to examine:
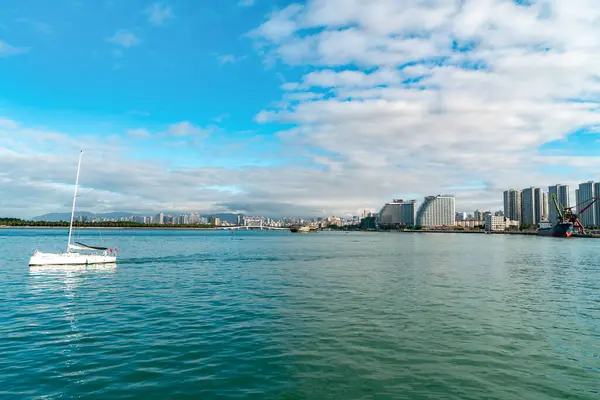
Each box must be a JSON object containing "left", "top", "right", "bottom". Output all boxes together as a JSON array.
[{"left": 0, "top": 218, "right": 217, "bottom": 229}]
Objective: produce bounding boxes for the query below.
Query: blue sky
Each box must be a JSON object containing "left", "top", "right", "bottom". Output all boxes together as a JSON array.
[
  {"left": 2, "top": 0, "right": 600, "bottom": 218},
  {"left": 0, "top": 0, "right": 298, "bottom": 168}
]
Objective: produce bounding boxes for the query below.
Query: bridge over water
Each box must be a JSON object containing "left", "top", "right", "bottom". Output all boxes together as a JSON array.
[{"left": 218, "top": 225, "right": 288, "bottom": 231}]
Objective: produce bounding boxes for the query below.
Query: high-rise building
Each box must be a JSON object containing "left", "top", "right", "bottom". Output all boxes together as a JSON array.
[
  {"left": 595, "top": 183, "right": 600, "bottom": 227},
  {"left": 548, "top": 184, "right": 570, "bottom": 223},
  {"left": 190, "top": 213, "right": 201, "bottom": 224},
  {"left": 577, "top": 181, "right": 595, "bottom": 228},
  {"left": 379, "top": 199, "right": 417, "bottom": 226},
  {"left": 455, "top": 212, "right": 467, "bottom": 221},
  {"left": 155, "top": 212, "right": 164, "bottom": 225},
  {"left": 416, "top": 195, "right": 455, "bottom": 227},
  {"left": 473, "top": 210, "right": 483, "bottom": 221},
  {"left": 521, "top": 187, "right": 536, "bottom": 226},
  {"left": 503, "top": 190, "right": 521, "bottom": 222},
  {"left": 534, "top": 188, "right": 545, "bottom": 225}
]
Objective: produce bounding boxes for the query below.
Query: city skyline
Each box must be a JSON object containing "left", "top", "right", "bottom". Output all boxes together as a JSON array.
[
  {"left": 3, "top": 1, "right": 600, "bottom": 218},
  {"left": 5, "top": 180, "right": 600, "bottom": 221},
  {"left": 15, "top": 179, "right": 600, "bottom": 229}
]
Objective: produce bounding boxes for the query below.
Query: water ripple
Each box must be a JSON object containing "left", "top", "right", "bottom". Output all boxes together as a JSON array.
[{"left": 0, "top": 230, "right": 599, "bottom": 399}]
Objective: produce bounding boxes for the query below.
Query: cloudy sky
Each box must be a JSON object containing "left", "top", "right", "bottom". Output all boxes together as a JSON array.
[{"left": 2, "top": 0, "right": 600, "bottom": 219}]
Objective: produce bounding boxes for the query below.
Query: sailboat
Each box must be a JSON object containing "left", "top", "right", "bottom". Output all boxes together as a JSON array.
[{"left": 29, "top": 151, "right": 118, "bottom": 266}]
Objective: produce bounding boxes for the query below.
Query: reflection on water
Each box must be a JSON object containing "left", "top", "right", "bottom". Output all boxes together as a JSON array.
[
  {"left": 29, "top": 263, "right": 118, "bottom": 275},
  {"left": 24, "top": 264, "right": 119, "bottom": 381}
]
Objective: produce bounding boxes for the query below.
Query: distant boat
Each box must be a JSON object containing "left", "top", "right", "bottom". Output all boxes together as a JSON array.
[
  {"left": 29, "top": 151, "right": 118, "bottom": 266},
  {"left": 537, "top": 218, "right": 574, "bottom": 238},
  {"left": 290, "top": 225, "right": 318, "bottom": 233}
]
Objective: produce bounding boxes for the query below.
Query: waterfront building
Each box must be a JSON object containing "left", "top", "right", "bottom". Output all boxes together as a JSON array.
[
  {"left": 324, "top": 217, "right": 342, "bottom": 227},
  {"left": 503, "top": 190, "right": 521, "bottom": 222},
  {"left": 190, "top": 213, "right": 201, "bottom": 224},
  {"left": 244, "top": 216, "right": 265, "bottom": 228},
  {"left": 455, "top": 212, "right": 467, "bottom": 221},
  {"left": 455, "top": 220, "right": 483, "bottom": 228},
  {"left": 473, "top": 210, "right": 483, "bottom": 221},
  {"left": 521, "top": 187, "right": 536, "bottom": 226},
  {"left": 379, "top": 199, "right": 417, "bottom": 226},
  {"left": 577, "top": 181, "right": 595, "bottom": 227},
  {"left": 416, "top": 195, "right": 455, "bottom": 227},
  {"left": 534, "top": 188, "right": 545, "bottom": 224},
  {"left": 155, "top": 212, "right": 164, "bottom": 225},
  {"left": 595, "top": 182, "right": 600, "bottom": 227},
  {"left": 548, "top": 184, "right": 569, "bottom": 223},
  {"left": 485, "top": 215, "right": 519, "bottom": 231},
  {"left": 485, "top": 215, "right": 506, "bottom": 231},
  {"left": 360, "top": 215, "right": 377, "bottom": 230}
]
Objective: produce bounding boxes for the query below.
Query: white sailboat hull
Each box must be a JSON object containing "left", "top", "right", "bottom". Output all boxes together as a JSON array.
[{"left": 29, "top": 251, "right": 117, "bottom": 266}]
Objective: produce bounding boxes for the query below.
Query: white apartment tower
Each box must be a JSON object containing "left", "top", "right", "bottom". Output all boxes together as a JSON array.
[{"left": 416, "top": 195, "right": 455, "bottom": 227}]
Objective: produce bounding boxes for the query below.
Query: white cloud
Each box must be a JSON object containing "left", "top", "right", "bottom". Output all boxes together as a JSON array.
[
  {"left": 107, "top": 30, "right": 140, "bottom": 48},
  {"left": 145, "top": 3, "right": 174, "bottom": 26},
  {"left": 1, "top": 117, "right": 366, "bottom": 218},
  {"left": 126, "top": 128, "right": 151, "bottom": 138},
  {"left": 248, "top": 0, "right": 600, "bottom": 211},
  {"left": 0, "top": 40, "right": 28, "bottom": 56},
  {"left": 8, "top": 1, "right": 600, "bottom": 218},
  {"left": 248, "top": 4, "right": 303, "bottom": 42},
  {"left": 166, "top": 121, "right": 210, "bottom": 137},
  {"left": 216, "top": 54, "right": 246, "bottom": 65},
  {"left": 0, "top": 117, "right": 18, "bottom": 130}
]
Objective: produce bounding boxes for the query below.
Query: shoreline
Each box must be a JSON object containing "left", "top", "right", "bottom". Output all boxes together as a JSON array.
[
  {"left": 3, "top": 226, "right": 599, "bottom": 238},
  {"left": 392, "top": 229, "right": 600, "bottom": 238},
  {"left": 0, "top": 226, "right": 221, "bottom": 230}
]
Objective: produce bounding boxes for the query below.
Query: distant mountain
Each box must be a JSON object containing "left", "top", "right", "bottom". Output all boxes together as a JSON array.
[
  {"left": 32, "top": 212, "right": 243, "bottom": 223},
  {"left": 209, "top": 213, "right": 243, "bottom": 224},
  {"left": 32, "top": 212, "right": 142, "bottom": 222}
]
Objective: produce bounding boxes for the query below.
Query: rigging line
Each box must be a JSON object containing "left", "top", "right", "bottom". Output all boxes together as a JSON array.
[{"left": 98, "top": 218, "right": 104, "bottom": 246}]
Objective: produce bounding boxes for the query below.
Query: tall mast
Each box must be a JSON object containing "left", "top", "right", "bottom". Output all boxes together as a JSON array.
[{"left": 67, "top": 151, "right": 83, "bottom": 252}]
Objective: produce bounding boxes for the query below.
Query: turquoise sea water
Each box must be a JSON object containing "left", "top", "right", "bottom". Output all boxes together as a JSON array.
[{"left": 0, "top": 229, "right": 598, "bottom": 399}]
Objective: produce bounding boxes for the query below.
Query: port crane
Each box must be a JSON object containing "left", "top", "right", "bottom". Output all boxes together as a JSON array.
[{"left": 551, "top": 193, "right": 599, "bottom": 234}]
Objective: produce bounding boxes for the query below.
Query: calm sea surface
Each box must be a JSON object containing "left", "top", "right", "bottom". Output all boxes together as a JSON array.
[{"left": 0, "top": 229, "right": 598, "bottom": 399}]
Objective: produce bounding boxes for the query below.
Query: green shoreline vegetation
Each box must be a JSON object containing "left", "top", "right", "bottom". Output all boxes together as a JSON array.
[{"left": 0, "top": 218, "right": 217, "bottom": 229}]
